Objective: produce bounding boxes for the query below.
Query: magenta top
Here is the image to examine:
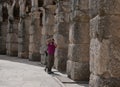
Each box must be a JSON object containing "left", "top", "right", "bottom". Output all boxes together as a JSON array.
[{"left": 47, "top": 42, "right": 56, "bottom": 55}]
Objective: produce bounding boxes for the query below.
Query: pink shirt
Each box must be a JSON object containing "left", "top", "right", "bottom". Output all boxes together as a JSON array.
[{"left": 47, "top": 42, "right": 56, "bottom": 55}]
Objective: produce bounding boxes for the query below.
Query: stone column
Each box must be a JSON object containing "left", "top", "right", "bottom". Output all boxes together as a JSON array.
[
  {"left": 40, "top": 7, "right": 48, "bottom": 64},
  {"left": 18, "top": 0, "right": 29, "bottom": 58},
  {"left": 6, "top": 0, "right": 18, "bottom": 56},
  {"left": 67, "top": 0, "right": 90, "bottom": 81},
  {"left": 0, "top": 4, "right": 4, "bottom": 54},
  {"left": 29, "top": 12, "right": 42, "bottom": 61},
  {"left": 0, "top": 21, "right": 8, "bottom": 54},
  {"left": 0, "top": 4, "right": 8, "bottom": 54},
  {"left": 89, "top": 0, "right": 120, "bottom": 87},
  {"left": 54, "top": 0, "right": 69, "bottom": 72},
  {"left": 40, "top": 0, "right": 56, "bottom": 64}
]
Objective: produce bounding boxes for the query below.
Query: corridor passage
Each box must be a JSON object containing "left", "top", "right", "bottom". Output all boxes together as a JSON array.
[
  {"left": 0, "top": 55, "right": 88, "bottom": 87},
  {"left": 0, "top": 55, "right": 62, "bottom": 87}
]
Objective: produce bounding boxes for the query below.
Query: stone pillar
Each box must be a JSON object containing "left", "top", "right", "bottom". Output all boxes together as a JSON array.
[
  {"left": 6, "top": 20, "right": 18, "bottom": 56},
  {"left": 54, "top": 0, "right": 69, "bottom": 72},
  {"left": 67, "top": 0, "right": 90, "bottom": 81},
  {"left": 0, "top": 4, "right": 4, "bottom": 54},
  {"left": 40, "top": 0, "right": 56, "bottom": 64},
  {"left": 0, "top": 21, "right": 8, "bottom": 54},
  {"left": 89, "top": 0, "right": 120, "bottom": 87},
  {"left": 6, "top": 1, "right": 18, "bottom": 56},
  {"left": 29, "top": 11, "right": 42, "bottom": 61},
  {"left": 40, "top": 8, "right": 47, "bottom": 64},
  {"left": 18, "top": 0, "right": 29, "bottom": 58}
]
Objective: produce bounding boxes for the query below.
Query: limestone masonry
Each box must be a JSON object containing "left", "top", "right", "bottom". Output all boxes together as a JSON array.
[{"left": 0, "top": 0, "right": 120, "bottom": 87}]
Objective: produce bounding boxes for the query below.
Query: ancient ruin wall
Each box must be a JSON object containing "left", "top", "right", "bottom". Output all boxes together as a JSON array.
[
  {"left": 67, "top": 0, "right": 90, "bottom": 81},
  {"left": 89, "top": 0, "right": 120, "bottom": 86}
]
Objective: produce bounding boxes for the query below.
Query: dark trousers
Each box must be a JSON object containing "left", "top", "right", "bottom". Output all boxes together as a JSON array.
[{"left": 46, "top": 54, "right": 54, "bottom": 72}]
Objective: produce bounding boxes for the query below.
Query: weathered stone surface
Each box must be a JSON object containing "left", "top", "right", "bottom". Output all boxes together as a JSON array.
[
  {"left": 40, "top": 1, "right": 56, "bottom": 64},
  {"left": 99, "top": 0, "right": 120, "bottom": 15},
  {"left": 29, "top": 12, "right": 41, "bottom": 61},
  {"left": 54, "top": 1, "right": 69, "bottom": 72},
  {"left": 40, "top": 35, "right": 48, "bottom": 64},
  {"left": 69, "top": 22, "right": 89, "bottom": 44},
  {"left": 89, "top": 74, "right": 120, "bottom": 87},
  {"left": 54, "top": 48, "right": 68, "bottom": 71},
  {"left": 89, "top": 0, "right": 120, "bottom": 18},
  {"left": 44, "top": 0, "right": 53, "bottom": 5},
  {"left": 89, "top": 0, "right": 100, "bottom": 18},
  {"left": 42, "top": 25, "right": 54, "bottom": 35},
  {"left": 6, "top": 21, "right": 18, "bottom": 56},
  {"left": 6, "top": 42, "right": 18, "bottom": 56},
  {"left": 1, "top": 1, "right": 120, "bottom": 87},
  {"left": 67, "top": 0, "right": 90, "bottom": 81},
  {"left": 68, "top": 44, "right": 89, "bottom": 62},
  {"left": 67, "top": 60, "right": 90, "bottom": 81},
  {"left": 0, "top": 22, "right": 7, "bottom": 54},
  {"left": 90, "top": 0, "right": 120, "bottom": 85}
]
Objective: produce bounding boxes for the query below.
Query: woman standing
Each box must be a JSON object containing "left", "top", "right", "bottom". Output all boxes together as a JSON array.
[{"left": 46, "top": 38, "right": 56, "bottom": 74}]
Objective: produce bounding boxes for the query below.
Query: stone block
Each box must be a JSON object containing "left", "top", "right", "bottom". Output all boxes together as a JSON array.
[
  {"left": 54, "top": 34, "right": 67, "bottom": 48},
  {"left": 72, "top": 13, "right": 90, "bottom": 23},
  {"left": 89, "top": 0, "right": 100, "bottom": 18},
  {"left": 68, "top": 44, "right": 89, "bottom": 62},
  {"left": 69, "top": 22, "right": 90, "bottom": 44},
  {"left": 29, "top": 35, "right": 34, "bottom": 43},
  {"left": 90, "top": 39, "right": 110, "bottom": 75},
  {"left": 99, "top": 0, "right": 120, "bottom": 16},
  {"left": 54, "top": 48, "right": 68, "bottom": 72},
  {"left": 0, "top": 37, "right": 6, "bottom": 54},
  {"left": 42, "top": 25, "right": 54, "bottom": 35},
  {"left": 6, "top": 33, "right": 18, "bottom": 43},
  {"left": 29, "top": 52, "right": 41, "bottom": 61},
  {"left": 108, "top": 37, "right": 120, "bottom": 77},
  {"left": 18, "top": 38, "right": 23, "bottom": 44},
  {"left": 11, "top": 43, "right": 18, "bottom": 51},
  {"left": 29, "top": 26, "right": 34, "bottom": 35},
  {"left": 89, "top": 74, "right": 120, "bottom": 87},
  {"left": 108, "top": 15, "right": 120, "bottom": 38},
  {"left": 67, "top": 60, "right": 90, "bottom": 81},
  {"left": 90, "top": 15, "right": 99, "bottom": 39},
  {"left": 18, "top": 52, "right": 28, "bottom": 58},
  {"left": 55, "top": 22, "right": 69, "bottom": 37},
  {"left": 18, "top": 44, "right": 24, "bottom": 52},
  {"left": 44, "top": 0, "right": 53, "bottom": 5},
  {"left": 29, "top": 43, "right": 34, "bottom": 52},
  {"left": 90, "top": 15, "right": 115, "bottom": 42},
  {"left": 90, "top": 15, "right": 120, "bottom": 76},
  {"left": 90, "top": 0, "right": 120, "bottom": 18},
  {"left": 40, "top": 35, "right": 46, "bottom": 45}
]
